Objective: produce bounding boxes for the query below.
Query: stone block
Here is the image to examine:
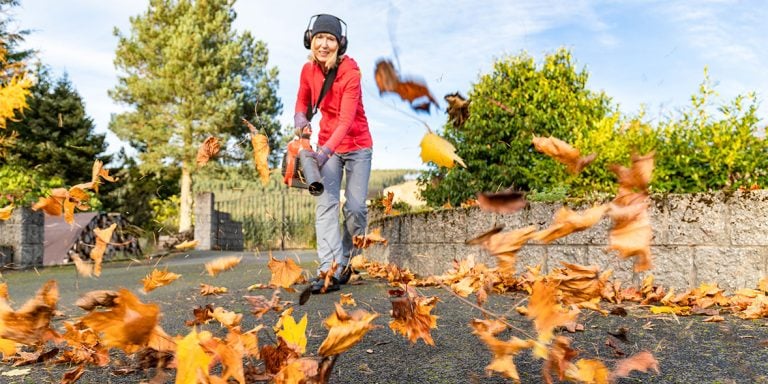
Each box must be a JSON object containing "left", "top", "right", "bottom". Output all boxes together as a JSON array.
[
  {"left": 440, "top": 209, "right": 471, "bottom": 244},
  {"left": 22, "top": 224, "right": 44, "bottom": 244},
  {"left": 728, "top": 190, "right": 768, "bottom": 245},
  {"left": 635, "top": 246, "right": 694, "bottom": 289},
  {"left": 667, "top": 193, "right": 728, "bottom": 245},
  {"left": 365, "top": 242, "right": 391, "bottom": 264},
  {"left": 648, "top": 194, "right": 668, "bottom": 244},
  {"left": 464, "top": 207, "right": 495, "bottom": 244},
  {"left": 372, "top": 217, "right": 400, "bottom": 244},
  {"left": 515, "top": 245, "right": 547, "bottom": 274},
  {"left": 16, "top": 244, "right": 43, "bottom": 267},
  {"left": 693, "top": 246, "right": 766, "bottom": 292}
]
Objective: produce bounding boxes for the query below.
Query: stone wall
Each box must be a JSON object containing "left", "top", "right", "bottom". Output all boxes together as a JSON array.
[
  {"left": 366, "top": 190, "right": 768, "bottom": 292},
  {"left": 0, "top": 207, "right": 44, "bottom": 267},
  {"left": 194, "top": 193, "right": 244, "bottom": 251}
]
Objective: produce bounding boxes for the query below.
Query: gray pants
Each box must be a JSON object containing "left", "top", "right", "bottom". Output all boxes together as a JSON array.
[{"left": 315, "top": 147, "right": 372, "bottom": 279}]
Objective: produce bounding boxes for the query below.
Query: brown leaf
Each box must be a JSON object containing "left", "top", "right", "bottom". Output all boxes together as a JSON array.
[
  {"left": 340, "top": 293, "right": 357, "bottom": 307},
  {"left": 607, "top": 196, "right": 653, "bottom": 272},
  {"left": 268, "top": 256, "right": 304, "bottom": 289},
  {"left": 261, "top": 338, "right": 299, "bottom": 375},
  {"left": 75, "top": 290, "right": 119, "bottom": 311},
  {"left": 543, "top": 336, "right": 579, "bottom": 382},
  {"left": 444, "top": 92, "right": 470, "bottom": 128},
  {"left": 382, "top": 191, "right": 395, "bottom": 215},
  {"left": 388, "top": 295, "right": 438, "bottom": 346},
  {"left": 61, "top": 364, "right": 85, "bottom": 384},
  {"left": 374, "top": 59, "right": 439, "bottom": 113},
  {"left": 244, "top": 290, "right": 284, "bottom": 318},
  {"left": 196, "top": 136, "right": 220, "bottom": 166},
  {"left": 465, "top": 225, "right": 505, "bottom": 246},
  {"left": 532, "top": 135, "right": 596, "bottom": 174},
  {"left": 609, "top": 152, "right": 655, "bottom": 192},
  {"left": 476, "top": 190, "right": 527, "bottom": 214},
  {"left": 533, "top": 205, "right": 608, "bottom": 244},
  {"left": 352, "top": 228, "right": 388, "bottom": 249},
  {"left": 91, "top": 223, "right": 117, "bottom": 276},
  {"left": 185, "top": 304, "right": 214, "bottom": 327},
  {"left": 605, "top": 337, "right": 626, "bottom": 357},
  {"left": 200, "top": 283, "right": 228, "bottom": 296}
]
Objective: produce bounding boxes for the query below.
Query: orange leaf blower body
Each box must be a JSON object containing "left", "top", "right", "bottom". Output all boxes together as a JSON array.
[{"left": 282, "top": 127, "right": 324, "bottom": 196}]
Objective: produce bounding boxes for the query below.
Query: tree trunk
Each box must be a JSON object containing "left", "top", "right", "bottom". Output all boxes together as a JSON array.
[{"left": 179, "top": 164, "right": 193, "bottom": 232}]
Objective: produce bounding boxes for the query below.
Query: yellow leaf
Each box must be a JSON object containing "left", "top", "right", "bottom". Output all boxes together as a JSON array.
[
  {"left": 419, "top": 132, "right": 465, "bottom": 168},
  {"left": 174, "top": 239, "right": 199, "bottom": 251},
  {"left": 0, "top": 337, "right": 17, "bottom": 358},
  {"left": 0, "top": 204, "right": 13, "bottom": 221},
  {"left": 268, "top": 256, "right": 304, "bottom": 289},
  {"left": 141, "top": 269, "right": 181, "bottom": 293},
  {"left": 251, "top": 132, "right": 271, "bottom": 185},
  {"left": 174, "top": 329, "right": 213, "bottom": 384},
  {"left": 566, "top": 359, "right": 609, "bottom": 384},
  {"left": 205, "top": 256, "right": 242, "bottom": 276},
  {"left": 650, "top": 305, "right": 689, "bottom": 315},
  {"left": 276, "top": 311, "right": 307, "bottom": 355}
]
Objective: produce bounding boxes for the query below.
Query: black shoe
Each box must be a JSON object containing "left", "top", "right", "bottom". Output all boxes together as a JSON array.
[
  {"left": 310, "top": 276, "right": 340, "bottom": 294},
  {"left": 338, "top": 266, "right": 355, "bottom": 285}
]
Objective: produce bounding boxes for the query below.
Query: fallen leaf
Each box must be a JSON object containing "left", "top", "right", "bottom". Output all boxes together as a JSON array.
[
  {"left": 200, "top": 284, "right": 228, "bottom": 296},
  {"left": 703, "top": 315, "right": 725, "bottom": 322},
  {"left": 0, "top": 367, "right": 30, "bottom": 376},
  {"left": 532, "top": 135, "right": 596, "bottom": 174},
  {"left": 244, "top": 291, "right": 284, "bottom": 318},
  {"left": 340, "top": 293, "right": 356, "bottom": 307},
  {"left": 476, "top": 190, "right": 527, "bottom": 214},
  {"left": 60, "top": 364, "right": 85, "bottom": 383},
  {"left": 196, "top": 136, "right": 220, "bottom": 166},
  {"left": 389, "top": 295, "right": 439, "bottom": 346},
  {"left": 276, "top": 310, "right": 307, "bottom": 354},
  {"left": 212, "top": 307, "right": 242, "bottom": 329},
  {"left": 420, "top": 132, "right": 465, "bottom": 168},
  {"left": 174, "top": 239, "right": 198, "bottom": 251},
  {"left": 174, "top": 329, "right": 213, "bottom": 383},
  {"left": 205, "top": 256, "right": 242, "bottom": 276},
  {"left": 352, "top": 228, "right": 388, "bottom": 249},
  {"left": 185, "top": 304, "right": 214, "bottom": 327},
  {"left": 141, "top": 269, "right": 181, "bottom": 293},
  {"left": 566, "top": 359, "right": 609, "bottom": 384}
]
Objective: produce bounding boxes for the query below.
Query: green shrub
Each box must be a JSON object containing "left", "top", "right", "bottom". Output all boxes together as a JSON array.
[
  {"left": 0, "top": 165, "right": 65, "bottom": 205},
  {"left": 149, "top": 195, "right": 180, "bottom": 234}
]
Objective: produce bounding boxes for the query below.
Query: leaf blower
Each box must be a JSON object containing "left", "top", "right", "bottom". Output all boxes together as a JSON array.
[{"left": 281, "top": 126, "right": 324, "bottom": 196}]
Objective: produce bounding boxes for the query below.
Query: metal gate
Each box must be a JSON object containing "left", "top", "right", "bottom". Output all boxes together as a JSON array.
[{"left": 215, "top": 191, "right": 316, "bottom": 250}]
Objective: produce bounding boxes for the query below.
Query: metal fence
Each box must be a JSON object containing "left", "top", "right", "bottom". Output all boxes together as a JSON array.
[{"left": 215, "top": 191, "right": 316, "bottom": 250}]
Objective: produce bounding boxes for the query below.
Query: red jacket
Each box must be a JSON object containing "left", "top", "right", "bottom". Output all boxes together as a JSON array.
[{"left": 295, "top": 56, "right": 372, "bottom": 153}]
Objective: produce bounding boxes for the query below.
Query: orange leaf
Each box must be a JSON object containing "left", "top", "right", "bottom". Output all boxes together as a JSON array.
[
  {"left": 212, "top": 307, "right": 243, "bottom": 329},
  {"left": 141, "top": 268, "right": 181, "bottom": 293},
  {"left": 339, "top": 293, "right": 356, "bottom": 307},
  {"left": 196, "top": 136, "right": 221, "bottom": 167},
  {"left": 0, "top": 337, "right": 16, "bottom": 359},
  {"left": 88, "top": 159, "right": 117, "bottom": 193},
  {"left": 70, "top": 254, "right": 93, "bottom": 277},
  {"left": 470, "top": 320, "right": 535, "bottom": 381},
  {"left": 319, "top": 303, "right": 379, "bottom": 356},
  {"left": 607, "top": 196, "right": 652, "bottom": 272},
  {"left": 476, "top": 190, "right": 527, "bottom": 214},
  {"left": 251, "top": 132, "right": 270, "bottom": 186},
  {"left": 382, "top": 191, "right": 395, "bottom": 215},
  {"left": 532, "top": 135, "right": 596, "bottom": 174},
  {"left": 268, "top": 256, "right": 304, "bottom": 289},
  {"left": 174, "top": 329, "right": 213, "bottom": 384},
  {"left": 566, "top": 359, "right": 610, "bottom": 384},
  {"left": 609, "top": 152, "right": 655, "bottom": 192},
  {"left": 0, "top": 204, "right": 13, "bottom": 221},
  {"left": 482, "top": 225, "right": 537, "bottom": 276},
  {"left": 0, "top": 280, "right": 59, "bottom": 346},
  {"left": 533, "top": 205, "right": 608, "bottom": 244},
  {"left": 388, "top": 295, "right": 438, "bottom": 346},
  {"left": 80, "top": 289, "right": 160, "bottom": 353},
  {"left": 205, "top": 256, "right": 242, "bottom": 276},
  {"left": 174, "top": 239, "right": 199, "bottom": 251},
  {"left": 374, "top": 59, "right": 439, "bottom": 112},
  {"left": 91, "top": 223, "right": 117, "bottom": 276}
]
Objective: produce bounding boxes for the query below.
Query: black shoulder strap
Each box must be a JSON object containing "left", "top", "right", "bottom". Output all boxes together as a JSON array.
[{"left": 306, "top": 66, "right": 338, "bottom": 121}]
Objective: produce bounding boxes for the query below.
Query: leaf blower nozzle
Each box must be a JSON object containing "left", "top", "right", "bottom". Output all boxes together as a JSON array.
[{"left": 298, "top": 150, "right": 324, "bottom": 196}]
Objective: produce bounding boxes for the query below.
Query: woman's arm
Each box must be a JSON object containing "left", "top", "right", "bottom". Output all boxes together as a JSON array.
[{"left": 322, "top": 68, "right": 362, "bottom": 151}]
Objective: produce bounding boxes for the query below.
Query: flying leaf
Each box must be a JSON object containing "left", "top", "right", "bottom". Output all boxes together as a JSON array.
[
  {"left": 205, "top": 256, "right": 242, "bottom": 276},
  {"left": 374, "top": 59, "right": 439, "bottom": 113},
  {"left": 382, "top": 191, "right": 395, "bottom": 215},
  {"left": 261, "top": 338, "right": 299, "bottom": 375},
  {"left": 196, "top": 136, "right": 220, "bottom": 167},
  {"left": 352, "top": 228, "right": 388, "bottom": 249},
  {"left": 527, "top": 280, "right": 579, "bottom": 345},
  {"left": 550, "top": 263, "right": 608, "bottom": 305},
  {"left": 533, "top": 205, "right": 608, "bottom": 244},
  {"left": 0, "top": 204, "right": 13, "bottom": 221},
  {"left": 75, "top": 290, "right": 119, "bottom": 311},
  {"left": 185, "top": 304, "right": 214, "bottom": 327},
  {"left": 532, "top": 135, "right": 596, "bottom": 174},
  {"left": 389, "top": 295, "right": 439, "bottom": 346},
  {"left": 200, "top": 284, "right": 228, "bottom": 296},
  {"left": 471, "top": 320, "right": 535, "bottom": 381},
  {"left": 87, "top": 159, "right": 117, "bottom": 193},
  {"left": 0, "top": 280, "right": 59, "bottom": 345},
  {"left": 319, "top": 303, "right": 379, "bottom": 356},
  {"left": 251, "top": 132, "right": 271, "bottom": 186},
  {"left": 565, "top": 359, "right": 610, "bottom": 384},
  {"left": 175, "top": 329, "right": 213, "bottom": 384},
  {"left": 543, "top": 336, "right": 579, "bottom": 382},
  {"left": 444, "top": 92, "right": 470, "bottom": 128},
  {"left": 70, "top": 254, "right": 93, "bottom": 277},
  {"left": 420, "top": 132, "right": 465, "bottom": 168},
  {"left": 340, "top": 293, "right": 356, "bottom": 307},
  {"left": 244, "top": 291, "right": 284, "bottom": 318},
  {"left": 141, "top": 268, "right": 181, "bottom": 293},
  {"left": 268, "top": 256, "right": 304, "bottom": 289},
  {"left": 275, "top": 310, "right": 307, "bottom": 355},
  {"left": 80, "top": 288, "right": 160, "bottom": 353},
  {"left": 609, "top": 351, "right": 659, "bottom": 381},
  {"left": 476, "top": 190, "right": 526, "bottom": 214},
  {"left": 91, "top": 223, "right": 117, "bottom": 276},
  {"left": 0, "top": 337, "right": 17, "bottom": 358},
  {"left": 609, "top": 152, "right": 655, "bottom": 192},
  {"left": 607, "top": 195, "right": 652, "bottom": 272},
  {"left": 174, "top": 239, "right": 199, "bottom": 251},
  {"left": 481, "top": 226, "right": 538, "bottom": 276},
  {"left": 212, "top": 307, "right": 242, "bottom": 329}
]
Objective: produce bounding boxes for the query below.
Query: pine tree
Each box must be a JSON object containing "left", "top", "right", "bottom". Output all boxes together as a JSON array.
[
  {"left": 109, "top": 0, "right": 282, "bottom": 232},
  {"left": 3, "top": 66, "right": 109, "bottom": 184}
]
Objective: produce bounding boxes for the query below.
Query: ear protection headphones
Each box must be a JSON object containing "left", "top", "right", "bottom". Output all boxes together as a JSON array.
[{"left": 303, "top": 14, "right": 348, "bottom": 55}]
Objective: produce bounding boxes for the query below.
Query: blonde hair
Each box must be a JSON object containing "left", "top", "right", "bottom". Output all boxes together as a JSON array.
[{"left": 309, "top": 35, "right": 343, "bottom": 72}]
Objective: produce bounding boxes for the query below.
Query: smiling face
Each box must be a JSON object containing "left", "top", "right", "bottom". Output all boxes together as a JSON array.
[{"left": 311, "top": 33, "right": 339, "bottom": 70}]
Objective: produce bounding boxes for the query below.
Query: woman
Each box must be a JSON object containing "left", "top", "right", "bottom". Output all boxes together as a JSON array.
[{"left": 294, "top": 14, "right": 372, "bottom": 294}]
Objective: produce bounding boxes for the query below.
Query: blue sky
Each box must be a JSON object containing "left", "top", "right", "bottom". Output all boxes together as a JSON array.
[{"left": 13, "top": 0, "right": 768, "bottom": 170}]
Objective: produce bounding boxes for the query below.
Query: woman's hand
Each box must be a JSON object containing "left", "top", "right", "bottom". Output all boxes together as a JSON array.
[{"left": 314, "top": 146, "right": 333, "bottom": 168}]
